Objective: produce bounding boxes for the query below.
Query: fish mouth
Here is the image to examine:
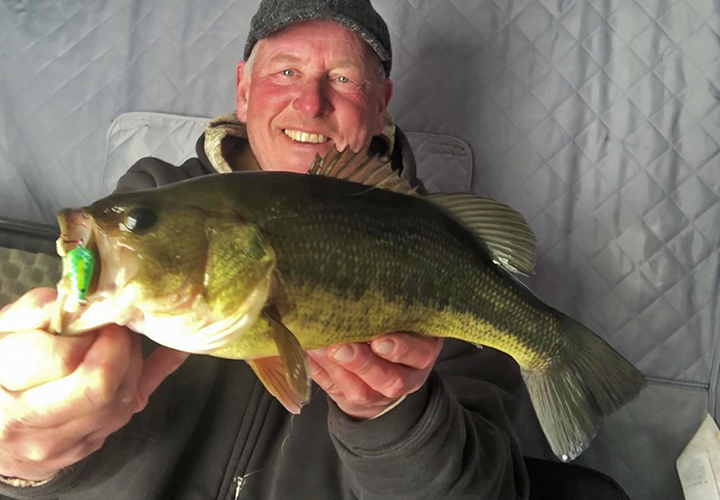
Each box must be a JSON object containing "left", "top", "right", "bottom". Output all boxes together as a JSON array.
[
  {"left": 55, "top": 208, "right": 103, "bottom": 302},
  {"left": 52, "top": 208, "right": 146, "bottom": 335},
  {"left": 283, "top": 129, "right": 330, "bottom": 144},
  {"left": 56, "top": 208, "right": 95, "bottom": 258}
]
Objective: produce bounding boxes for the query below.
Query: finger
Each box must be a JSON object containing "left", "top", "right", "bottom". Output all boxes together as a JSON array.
[
  {"left": 309, "top": 346, "right": 394, "bottom": 404},
  {"left": 324, "top": 343, "right": 423, "bottom": 400},
  {"left": 308, "top": 349, "right": 365, "bottom": 399},
  {"left": 0, "top": 288, "right": 57, "bottom": 333},
  {"left": 370, "top": 333, "right": 443, "bottom": 370},
  {"left": 114, "top": 332, "right": 144, "bottom": 411},
  {"left": 0, "top": 330, "right": 98, "bottom": 391},
  {"left": 136, "top": 346, "right": 189, "bottom": 409},
  {"left": 11, "top": 324, "right": 134, "bottom": 429},
  {"left": 307, "top": 354, "right": 345, "bottom": 398}
]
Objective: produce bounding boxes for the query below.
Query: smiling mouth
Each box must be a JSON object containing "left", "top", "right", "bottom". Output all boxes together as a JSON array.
[{"left": 283, "top": 129, "right": 330, "bottom": 144}]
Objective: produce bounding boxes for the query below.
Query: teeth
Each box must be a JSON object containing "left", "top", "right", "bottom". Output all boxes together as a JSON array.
[{"left": 284, "top": 129, "right": 328, "bottom": 144}]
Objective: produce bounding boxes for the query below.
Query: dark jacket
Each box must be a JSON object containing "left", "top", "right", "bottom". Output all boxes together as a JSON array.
[{"left": 0, "top": 122, "right": 529, "bottom": 500}]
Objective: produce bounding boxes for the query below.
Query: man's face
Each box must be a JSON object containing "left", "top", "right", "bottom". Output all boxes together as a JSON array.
[{"left": 235, "top": 20, "right": 392, "bottom": 173}]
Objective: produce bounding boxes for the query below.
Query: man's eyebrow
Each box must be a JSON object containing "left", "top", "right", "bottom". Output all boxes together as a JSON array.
[{"left": 332, "top": 59, "right": 366, "bottom": 72}]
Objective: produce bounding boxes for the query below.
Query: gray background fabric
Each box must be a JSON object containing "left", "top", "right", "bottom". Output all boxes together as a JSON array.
[
  {"left": 1, "top": 0, "right": 719, "bottom": 498},
  {"left": 0, "top": 247, "right": 60, "bottom": 307}
]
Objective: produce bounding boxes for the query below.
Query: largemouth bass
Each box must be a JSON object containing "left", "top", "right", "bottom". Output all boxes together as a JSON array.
[{"left": 51, "top": 149, "right": 645, "bottom": 461}]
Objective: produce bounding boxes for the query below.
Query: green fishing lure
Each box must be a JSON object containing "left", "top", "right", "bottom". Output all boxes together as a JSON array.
[{"left": 66, "top": 246, "right": 94, "bottom": 300}]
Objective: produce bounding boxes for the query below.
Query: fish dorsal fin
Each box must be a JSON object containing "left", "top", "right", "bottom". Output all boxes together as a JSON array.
[
  {"left": 427, "top": 193, "right": 536, "bottom": 276},
  {"left": 246, "top": 307, "right": 311, "bottom": 414},
  {"left": 307, "top": 148, "right": 419, "bottom": 195}
]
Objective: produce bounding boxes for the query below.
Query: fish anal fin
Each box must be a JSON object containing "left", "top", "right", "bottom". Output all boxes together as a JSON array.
[
  {"left": 306, "top": 147, "right": 417, "bottom": 195},
  {"left": 247, "top": 307, "right": 310, "bottom": 413},
  {"left": 427, "top": 193, "right": 537, "bottom": 276}
]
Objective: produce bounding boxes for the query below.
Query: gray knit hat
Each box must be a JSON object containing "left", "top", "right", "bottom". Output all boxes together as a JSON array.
[{"left": 244, "top": 0, "right": 392, "bottom": 77}]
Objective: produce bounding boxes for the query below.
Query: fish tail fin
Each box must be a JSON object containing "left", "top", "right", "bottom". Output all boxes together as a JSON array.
[{"left": 522, "top": 318, "right": 646, "bottom": 462}]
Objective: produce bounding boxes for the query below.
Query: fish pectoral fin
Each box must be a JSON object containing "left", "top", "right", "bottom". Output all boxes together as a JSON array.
[
  {"left": 247, "top": 309, "right": 310, "bottom": 414},
  {"left": 247, "top": 357, "right": 306, "bottom": 414},
  {"left": 307, "top": 147, "right": 419, "bottom": 195},
  {"left": 426, "top": 193, "right": 537, "bottom": 276}
]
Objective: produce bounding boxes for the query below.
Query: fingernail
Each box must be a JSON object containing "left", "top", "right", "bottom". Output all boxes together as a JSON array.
[
  {"left": 374, "top": 340, "right": 394, "bottom": 356},
  {"left": 332, "top": 345, "right": 354, "bottom": 362}
]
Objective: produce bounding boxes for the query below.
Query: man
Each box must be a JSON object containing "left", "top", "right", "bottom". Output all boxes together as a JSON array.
[{"left": 0, "top": 1, "right": 528, "bottom": 498}]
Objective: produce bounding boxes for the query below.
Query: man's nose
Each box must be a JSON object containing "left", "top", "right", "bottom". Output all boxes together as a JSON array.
[{"left": 292, "top": 78, "right": 333, "bottom": 117}]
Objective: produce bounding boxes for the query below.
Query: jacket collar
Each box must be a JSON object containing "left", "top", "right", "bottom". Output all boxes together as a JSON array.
[{"left": 198, "top": 112, "right": 408, "bottom": 175}]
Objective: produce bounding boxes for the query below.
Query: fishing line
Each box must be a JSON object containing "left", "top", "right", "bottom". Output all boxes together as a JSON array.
[{"left": 280, "top": 413, "right": 297, "bottom": 458}]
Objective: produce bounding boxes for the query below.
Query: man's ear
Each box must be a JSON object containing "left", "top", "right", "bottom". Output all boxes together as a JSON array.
[
  {"left": 235, "top": 60, "right": 250, "bottom": 122},
  {"left": 381, "top": 78, "right": 393, "bottom": 114},
  {"left": 372, "top": 78, "right": 393, "bottom": 134}
]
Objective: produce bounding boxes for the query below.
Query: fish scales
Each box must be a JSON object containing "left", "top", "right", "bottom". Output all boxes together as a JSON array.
[{"left": 208, "top": 173, "right": 563, "bottom": 369}]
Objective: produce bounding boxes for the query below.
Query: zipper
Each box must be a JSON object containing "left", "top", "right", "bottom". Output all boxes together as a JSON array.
[
  {"left": 233, "top": 475, "right": 246, "bottom": 500},
  {"left": 218, "top": 376, "right": 270, "bottom": 499}
]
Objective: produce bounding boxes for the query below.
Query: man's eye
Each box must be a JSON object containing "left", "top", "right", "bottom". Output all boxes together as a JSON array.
[
  {"left": 281, "top": 69, "right": 294, "bottom": 76},
  {"left": 336, "top": 75, "right": 350, "bottom": 83}
]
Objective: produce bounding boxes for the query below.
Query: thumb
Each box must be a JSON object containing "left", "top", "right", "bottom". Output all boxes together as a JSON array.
[{"left": 0, "top": 288, "right": 57, "bottom": 333}]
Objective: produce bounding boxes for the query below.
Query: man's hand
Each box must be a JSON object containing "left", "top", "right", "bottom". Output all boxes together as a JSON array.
[
  {"left": 0, "top": 288, "right": 189, "bottom": 482},
  {"left": 307, "top": 334, "right": 443, "bottom": 420}
]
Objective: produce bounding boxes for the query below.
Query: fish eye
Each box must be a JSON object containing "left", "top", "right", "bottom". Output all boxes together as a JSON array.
[{"left": 124, "top": 207, "right": 157, "bottom": 233}]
